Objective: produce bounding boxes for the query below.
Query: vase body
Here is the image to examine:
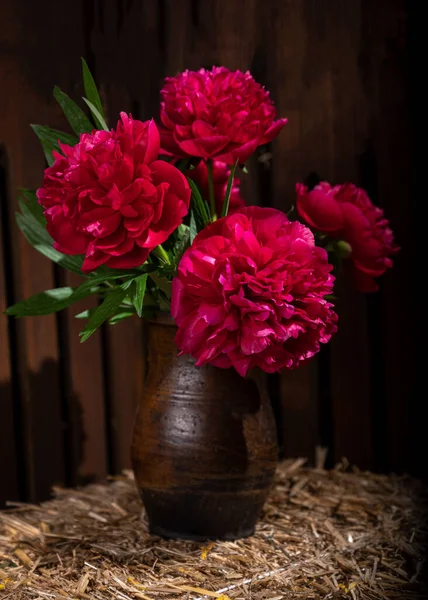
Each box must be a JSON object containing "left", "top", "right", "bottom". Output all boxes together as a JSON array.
[{"left": 131, "top": 315, "right": 278, "bottom": 541}]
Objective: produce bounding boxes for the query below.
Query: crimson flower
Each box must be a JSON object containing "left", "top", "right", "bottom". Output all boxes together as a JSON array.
[
  {"left": 37, "top": 113, "right": 191, "bottom": 272},
  {"left": 159, "top": 67, "right": 287, "bottom": 163},
  {"left": 296, "top": 182, "right": 399, "bottom": 292},
  {"left": 172, "top": 206, "right": 337, "bottom": 376}
]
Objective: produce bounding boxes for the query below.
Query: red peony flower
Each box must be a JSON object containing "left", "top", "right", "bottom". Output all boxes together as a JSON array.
[
  {"left": 159, "top": 67, "right": 287, "bottom": 163},
  {"left": 187, "top": 160, "right": 245, "bottom": 215},
  {"left": 37, "top": 113, "right": 191, "bottom": 272},
  {"left": 296, "top": 182, "right": 399, "bottom": 292},
  {"left": 171, "top": 206, "right": 337, "bottom": 376}
]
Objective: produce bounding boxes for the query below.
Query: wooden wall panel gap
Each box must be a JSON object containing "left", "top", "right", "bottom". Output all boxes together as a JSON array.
[{"left": 0, "top": 147, "right": 23, "bottom": 504}]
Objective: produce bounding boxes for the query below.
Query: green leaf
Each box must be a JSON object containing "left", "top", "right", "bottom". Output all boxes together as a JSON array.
[
  {"left": 40, "top": 140, "right": 55, "bottom": 166},
  {"left": 6, "top": 286, "right": 97, "bottom": 317},
  {"left": 152, "top": 244, "right": 172, "bottom": 265},
  {"left": 74, "top": 309, "right": 93, "bottom": 319},
  {"left": 85, "top": 271, "right": 140, "bottom": 286},
  {"left": 18, "top": 190, "right": 45, "bottom": 226},
  {"left": 5, "top": 264, "right": 139, "bottom": 318},
  {"left": 170, "top": 223, "right": 190, "bottom": 264},
  {"left": 53, "top": 86, "right": 93, "bottom": 135},
  {"left": 189, "top": 211, "right": 197, "bottom": 244},
  {"left": 81, "top": 57, "right": 104, "bottom": 116},
  {"left": 31, "top": 124, "right": 78, "bottom": 154},
  {"left": 31, "top": 124, "right": 78, "bottom": 166},
  {"left": 132, "top": 274, "right": 148, "bottom": 317},
  {"left": 187, "top": 178, "right": 210, "bottom": 229},
  {"left": 82, "top": 98, "right": 108, "bottom": 131},
  {"left": 80, "top": 285, "right": 129, "bottom": 342},
  {"left": 206, "top": 159, "right": 216, "bottom": 218},
  {"left": 221, "top": 159, "right": 239, "bottom": 217},
  {"left": 148, "top": 272, "right": 172, "bottom": 299},
  {"left": 109, "top": 309, "right": 135, "bottom": 325}
]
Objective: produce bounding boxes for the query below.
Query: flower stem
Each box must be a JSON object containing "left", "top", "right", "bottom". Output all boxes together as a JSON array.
[
  {"left": 153, "top": 244, "right": 171, "bottom": 265},
  {"left": 206, "top": 159, "right": 217, "bottom": 221}
]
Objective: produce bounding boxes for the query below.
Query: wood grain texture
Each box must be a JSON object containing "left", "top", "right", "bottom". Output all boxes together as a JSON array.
[
  {"left": 326, "top": 1, "right": 373, "bottom": 469},
  {"left": 0, "top": 0, "right": 417, "bottom": 503},
  {"left": 45, "top": 1, "right": 110, "bottom": 486},
  {"left": 0, "top": 0, "right": 66, "bottom": 501},
  {"left": 0, "top": 150, "right": 19, "bottom": 504}
]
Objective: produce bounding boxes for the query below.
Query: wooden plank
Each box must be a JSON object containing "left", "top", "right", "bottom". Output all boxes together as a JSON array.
[
  {"left": 0, "top": 150, "right": 19, "bottom": 506},
  {"left": 60, "top": 275, "right": 108, "bottom": 484},
  {"left": 0, "top": 0, "right": 67, "bottom": 500},
  {"left": 360, "top": 0, "right": 414, "bottom": 475},
  {"left": 26, "top": 1, "right": 108, "bottom": 485},
  {"left": 266, "top": 1, "right": 340, "bottom": 461},
  {"left": 327, "top": 0, "right": 373, "bottom": 469}
]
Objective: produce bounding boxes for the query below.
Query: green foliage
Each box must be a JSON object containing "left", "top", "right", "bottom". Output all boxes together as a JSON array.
[
  {"left": 187, "top": 178, "right": 210, "bottom": 230},
  {"left": 6, "top": 286, "right": 97, "bottom": 317},
  {"left": 221, "top": 159, "right": 239, "bottom": 217},
  {"left": 53, "top": 86, "right": 93, "bottom": 135},
  {"left": 82, "top": 98, "right": 109, "bottom": 131},
  {"left": 79, "top": 284, "right": 129, "bottom": 342},
  {"left": 109, "top": 309, "right": 136, "bottom": 325},
  {"left": 189, "top": 211, "right": 197, "bottom": 243},
  {"left": 169, "top": 224, "right": 191, "bottom": 266},
  {"left": 6, "top": 270, "right": 138, "bottom": 318},
  {"left": 131, "top": 274, "right": 148, "bottom": 317},
  {"left": 30, "top": 125, "right": 78, "bottom": 166},
  {"left": 81, "top": 58, "right": 104, "bottom": 116}
]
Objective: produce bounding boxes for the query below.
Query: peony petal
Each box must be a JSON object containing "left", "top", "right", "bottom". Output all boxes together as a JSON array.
[
  {"left": 177, "top": 135, "right": 230, "bottom": 159},
  {"left": 46, "top": 206, "right": 89, "bottom": 254},
  {"left": 215, "top": 137, "right": 259, "bottom": 164},
  {"left": 150, "top": 160, "right": 191, "bottom": 207},
  {"left": 296, "top": 184, "right": 344, "bottom": 233},
  {"left": 82, "top": 249, "right": 110, "bottom": 272},
  {"left": 350, "top": 264, "right": 379, "bottom": 293},
  {"left": 104, "top": 245, "right": 149, "bottom": 269},
  {"left": 142, "top": 119, "right": 160, "bottom": 164},
  {"left": 261, "top": 118, "right": 288, "bottom": 143},
  {"left": 159, "top": 128, "right": 185, "bottom": 156}
]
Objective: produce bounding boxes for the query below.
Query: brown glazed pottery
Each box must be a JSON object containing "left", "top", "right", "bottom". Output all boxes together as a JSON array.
[{"left": 131, "top": 315, "right": 278, "bottom": 541}]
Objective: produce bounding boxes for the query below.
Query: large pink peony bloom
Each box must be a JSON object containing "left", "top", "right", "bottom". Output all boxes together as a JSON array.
[
  {"left": 296, "top": 182, "right": 399, "bottom": 292},
  {"left": 37, "top": 113, "right": 191, "bottom": 272},
  {"left": 160, "top": 67, "right": 287, "bottom": 163},
  {"left": 171, "top": 206, "right": 337, "bottom": 376},
  {"left": 187, "top": 160, "right": 245, "bottom": 215}
]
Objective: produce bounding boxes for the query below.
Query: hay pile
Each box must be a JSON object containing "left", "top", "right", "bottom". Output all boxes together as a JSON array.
[{"left": 0, "top": 457, "right": 427, "bottom": 599}]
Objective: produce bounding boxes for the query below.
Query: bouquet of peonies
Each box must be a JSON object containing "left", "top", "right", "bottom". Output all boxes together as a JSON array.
[{"left": 7, "top": 61, "right": 399, "bottom": 376}]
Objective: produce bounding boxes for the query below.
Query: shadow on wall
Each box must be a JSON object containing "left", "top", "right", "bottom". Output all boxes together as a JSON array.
[{"left": 0, "top": 359, "right": 87, "bottom": 507}]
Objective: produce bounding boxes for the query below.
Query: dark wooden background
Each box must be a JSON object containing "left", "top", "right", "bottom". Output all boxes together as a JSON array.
[{"left": 0, "top": 0, "right": 419, "bottom": 506}]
